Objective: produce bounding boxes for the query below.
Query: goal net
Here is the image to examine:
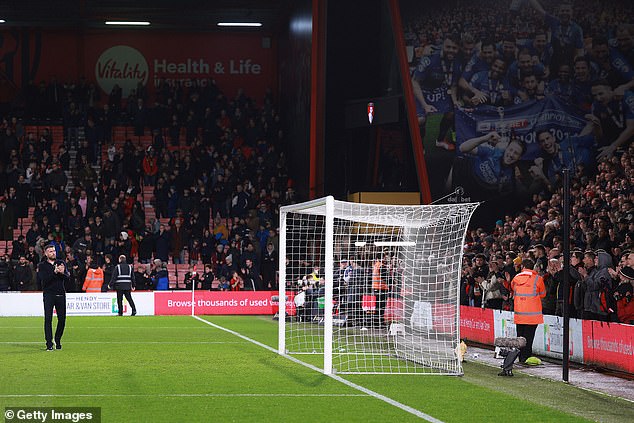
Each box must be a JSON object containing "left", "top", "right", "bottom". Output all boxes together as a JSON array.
[{"left": 278, "top": 196, "right": 478, "bottom": 375}]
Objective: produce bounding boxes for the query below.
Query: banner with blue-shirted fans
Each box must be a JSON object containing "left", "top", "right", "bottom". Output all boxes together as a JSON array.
[
  {"left": 449, "top": 96, "right": 595, "bottom": 202},
  {"left": 455, "top": 97, "right": 586, "bottom": 161}
]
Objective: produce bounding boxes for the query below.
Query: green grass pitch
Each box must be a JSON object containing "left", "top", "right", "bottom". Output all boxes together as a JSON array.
[{"left": 1, "top": 315, "right": 632, "bottom": 422}]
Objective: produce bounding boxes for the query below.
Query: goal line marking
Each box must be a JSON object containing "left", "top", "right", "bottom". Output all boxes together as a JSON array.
[{"left": 191, "top": 315, "right": 444, "bottom": 423}]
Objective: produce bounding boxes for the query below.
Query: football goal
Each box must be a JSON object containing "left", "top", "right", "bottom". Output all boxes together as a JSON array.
[{"left": 278, "top": 196, "right": 478, "bottom": 375}]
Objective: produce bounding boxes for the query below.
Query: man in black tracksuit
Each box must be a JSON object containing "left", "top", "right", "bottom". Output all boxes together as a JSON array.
[
  {"left": 37, "top": 243, "right": 69, "bottom": 351},
  {"left": 109, "top": 255, "right": 137, "bottom": 316}
]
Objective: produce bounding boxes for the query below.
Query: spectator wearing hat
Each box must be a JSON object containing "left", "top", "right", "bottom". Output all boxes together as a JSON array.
[
  {"left": 117, "top": 231, "right": 132, "bottom": 260},
  {"left": 218, "top": 254, "right": 236, "bottom": 281},
  {"left": 578, "top": 250, "right": 616, "bottom": 321},
  {"left": 211, "top": 243, "right": 226, "bottom": 277}
]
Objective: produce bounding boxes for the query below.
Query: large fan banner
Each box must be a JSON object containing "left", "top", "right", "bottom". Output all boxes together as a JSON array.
[
  {"left": 452, "top": 97, "right": 591, "bottom": 198},
  {"left": 398, "top": 0, "right": 634, "bottom": 202}
]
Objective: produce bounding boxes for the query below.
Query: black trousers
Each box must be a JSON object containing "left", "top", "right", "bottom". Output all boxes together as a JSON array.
[
  {"left": 374, "top": 290, "right": 389, "bottom": 326},
  {"left": 516, "top": 323, "right": 538, "bottom": 362},
  {"left": 116, "top": 289, "right": 137, "bottom": 315},
  {"left": 43, "top": 293, "right": 66, "bottom": 348}
]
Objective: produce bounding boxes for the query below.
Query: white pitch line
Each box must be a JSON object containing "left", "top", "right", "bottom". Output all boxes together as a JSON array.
[
  {"left": 0, "top": 341, "right": 245, "bottom": 344},
  {"left": 191, "top": 315, "right": 444, "bottom": 423},
  {"left": 0, "top": 324, "right": 212, "bottom": 330},
  {"left": 0, "top": 393, "right": 367, "bottom": 398}
]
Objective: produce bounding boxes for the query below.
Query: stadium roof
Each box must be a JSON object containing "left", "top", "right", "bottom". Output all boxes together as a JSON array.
[{"left": 0, "top": 0, "right": 290, "bottom": 32}]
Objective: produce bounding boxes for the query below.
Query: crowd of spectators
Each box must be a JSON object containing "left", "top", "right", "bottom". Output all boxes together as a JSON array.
[
  {"left": 0, "top": 76, "right": 295, "bottom": 293},
  {"left": 460, "top": 141, "right": 634, "bottom": 324},
  {"left": 402, "top": 0, "right": 634, "bottom": 324}
]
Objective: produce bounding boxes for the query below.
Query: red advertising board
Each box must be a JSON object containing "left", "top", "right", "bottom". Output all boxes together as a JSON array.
[
  {"left": 582, "top": 320, "right": 634, "bottom": 374},
  {"left": 154, "top": 291, "right": 277, "bottom": 315},
  {"left": 0, "top": 29, "right": 275, "bottom": 103},
  {"left": 459, "top": 306, "right": 495, "bottom": 344},
  {"left": 270, "top": 292, "right": 296, "bottom": 316},
  {"left": 85, "top": 32, "right": 275, "bottom": 101}
]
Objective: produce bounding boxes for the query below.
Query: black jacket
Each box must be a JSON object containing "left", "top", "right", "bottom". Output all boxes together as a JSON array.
[
  {"left": 37, "top": 260, "right": 69, "bottom": 295},
  {"left": 13, "top": 263, "right": 34, "bottom": 291}
]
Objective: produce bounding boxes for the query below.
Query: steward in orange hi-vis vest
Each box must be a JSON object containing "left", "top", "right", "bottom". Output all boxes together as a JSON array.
[
  {"left": 82, "top": 267, "right": 104, "bottom": 293},
  {"left": 511, "top": 267, "right": 546, "bottom": 325},
  {"left": 372, "top": 259, "right": 388, "bottom": 291}
]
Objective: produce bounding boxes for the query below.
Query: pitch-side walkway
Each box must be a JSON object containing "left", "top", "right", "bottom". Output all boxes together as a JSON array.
[{"left": 468, "top": 346, "right": 634, "bottom": 402}]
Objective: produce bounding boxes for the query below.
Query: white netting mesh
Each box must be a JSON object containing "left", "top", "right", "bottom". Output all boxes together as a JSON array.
[{"left": 279, "top": 197, "right": 478, "bottom": 375}]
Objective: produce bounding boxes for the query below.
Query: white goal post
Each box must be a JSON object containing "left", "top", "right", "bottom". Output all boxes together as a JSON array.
[{"left": 278, "top": 196, "right": 479, "bottom": 375}]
